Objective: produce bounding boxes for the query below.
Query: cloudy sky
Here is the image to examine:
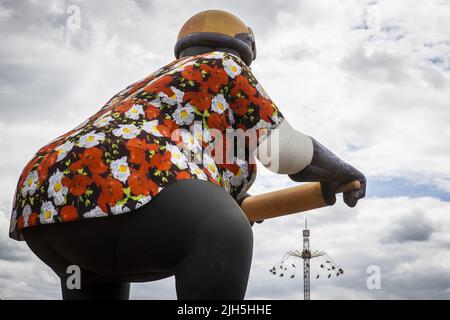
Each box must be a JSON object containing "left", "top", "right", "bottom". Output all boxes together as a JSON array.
[{"left": 1, "top": 0, "right": 450, "bottom": 299}]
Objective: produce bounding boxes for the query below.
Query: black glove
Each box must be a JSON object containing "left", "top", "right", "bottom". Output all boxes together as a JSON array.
[{"left": 289, "top": 138, "right": 366, "bottom": 207}]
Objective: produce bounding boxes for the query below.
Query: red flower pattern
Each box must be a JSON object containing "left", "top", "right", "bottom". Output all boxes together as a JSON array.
[
  {"left": 98, "top": 176, "right": 124, "bottom": 212},
  {"left": 61, "top": 206, "right": 79, "bottom": 222},
  {"left": 200, "top": 65, "right": 228, "bottom": 93},
  {"left": 183, "top": 90, "right": 212, "bottom": 111},
  {"left": 70, "top": 147, "right": 108, "bottom": 176}
]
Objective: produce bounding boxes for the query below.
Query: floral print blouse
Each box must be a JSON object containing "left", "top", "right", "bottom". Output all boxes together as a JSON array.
[{"left": 10, "top": 51, "right": 284, "bottom": 241}]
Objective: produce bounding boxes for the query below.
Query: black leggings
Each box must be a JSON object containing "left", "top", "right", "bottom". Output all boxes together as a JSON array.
[{"left": 21, "top": 179, "right": 253, "bottom": 300}]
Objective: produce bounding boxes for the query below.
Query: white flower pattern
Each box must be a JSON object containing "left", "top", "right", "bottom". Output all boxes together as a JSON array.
[
  {"left": 203, "top": 152, "right": 219, "bottom": 180},
  {"left": 160, "top": 86, "right": 184, "bottom": 106},
  {"left": 142, "top": 120, "right": 163, "bottom": 137},
  {"left": 54, "top": 141, "right": 74, "bottom": 162},
  {"left": 166, "top": 143, "right": 188, "bottom": 169},
  {"left": 125, "top": 104, "right": 145, "bottom": 120},
  {"left": 111, "top": 203, "right": 131, "bottom": 215},
  {"left": 112, "top": 124, "right": 141, "bottom": 139},
  {"left": 180, "top": 130, "right": 202, "bottom": 153},
  {"left": 22, "top": 204, "right": 32, "bottom": 227},
  {"left": 173, "top": 104, "right": 195, "bottom": 125},
  {"left": 223, "top": 58, "right": 242, "bottom": 78},
  {"left": 47, "top": 169, "right": 68, "bottom": 206},
  {"left": 93, "top": 114, "right": 114, "bottom": 128},
  {"left": 110, "top": 157, "right": 131, "bottom": 182},
  {"left": 78, "top": 131, "right": 106, "bottom": 148},
  {"left": 135, "top": 195, "right": 152, "bottom": 209},
  {"left": 211, "top": 94, "right": 229, "bottom": 114},
  {"left": 83, "top": 206, "right": 108, "bottom": 218},
  {"left": 188, "top": 163, "right": 208, "bottom": 180},
  {"left": 40, "top": 201, "right": 57, "bottom": 224},
  {"left": 22, "top": 170, "right": 39, "bottom": 197}
]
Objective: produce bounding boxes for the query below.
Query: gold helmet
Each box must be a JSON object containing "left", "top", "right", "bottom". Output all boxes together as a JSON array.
[{"left": 174, "top": 10, "right": 256, "bottom": 65}]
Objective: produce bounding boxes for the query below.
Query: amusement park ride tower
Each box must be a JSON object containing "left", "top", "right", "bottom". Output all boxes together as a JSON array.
[
  {"left": 270, "top": 219, "right": 344, "bottom": 300},
  {"left": 302, "top": 219, "right": 312, "bottom": 300}
]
